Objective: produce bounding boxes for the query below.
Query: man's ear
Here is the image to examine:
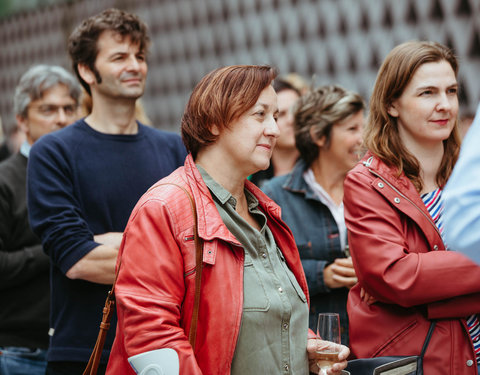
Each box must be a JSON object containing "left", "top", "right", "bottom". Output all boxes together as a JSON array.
[
  {"left": 387, "top": 102, "right": 399, "bottom": 118},
  {"left": 16, "top": 114, "right": 29, "bottom": 135},
  {"left": 77, "top": 64, "right": 96, "bottom": 86},
  {"left": 309, "top": 127, "right": 326, "bottom": 147}
]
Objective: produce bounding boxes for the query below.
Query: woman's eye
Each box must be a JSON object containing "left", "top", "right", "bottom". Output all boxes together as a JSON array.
[{"left": 447, "top": 88, "right": 458, "bottom": 95}]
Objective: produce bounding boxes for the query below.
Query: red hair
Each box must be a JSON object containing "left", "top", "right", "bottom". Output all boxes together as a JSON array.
[{"left": 181, "top": 65, "right": 277, "bottom": 158}]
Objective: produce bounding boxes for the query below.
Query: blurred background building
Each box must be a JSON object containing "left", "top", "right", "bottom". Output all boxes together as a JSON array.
[{"left": 0, "top": 0, "right": 479, "bottom": 132}]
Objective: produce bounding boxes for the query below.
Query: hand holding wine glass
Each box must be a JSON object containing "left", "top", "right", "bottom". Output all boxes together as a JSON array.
[{"left": 316, "top": 313, "right": 342, "bottom": 375}]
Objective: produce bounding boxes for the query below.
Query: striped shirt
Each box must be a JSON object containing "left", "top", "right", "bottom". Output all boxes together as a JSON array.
[{"left": 422, "top": 188, "right": 480, "bottom": 363}]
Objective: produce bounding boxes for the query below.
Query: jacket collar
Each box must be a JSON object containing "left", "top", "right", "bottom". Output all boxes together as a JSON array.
[
  {"left": 182, "top": 155, "right": 309, "bottom": 302},
  {"left": 360, "top": 151, "right": 423, "bottom": 202},
  {"left": 359, "top": 151, "right": 444, "bottom": 247},
  {"left": 282, "top": 159, "right": 319, "bottom": 201},
  {"left": 183, "top": 154, "right": 287, "bottom": 244}
]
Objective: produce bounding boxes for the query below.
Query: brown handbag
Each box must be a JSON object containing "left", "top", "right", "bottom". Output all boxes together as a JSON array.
[{"left": 83, "top": 183, "right": 204, "bottom": 375}]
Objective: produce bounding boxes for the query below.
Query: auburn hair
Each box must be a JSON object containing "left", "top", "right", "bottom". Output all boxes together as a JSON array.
[{"left": 181, "top": 65, "right": 277, "bottom": 158}]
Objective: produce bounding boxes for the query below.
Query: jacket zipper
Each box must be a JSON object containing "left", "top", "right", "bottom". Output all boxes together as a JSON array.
[{"left": 368, "top": 169, "right": 443, "bottom": 240}]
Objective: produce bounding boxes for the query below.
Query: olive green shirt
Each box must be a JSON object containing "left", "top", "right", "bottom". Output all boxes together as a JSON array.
[{"left": 198, "top": 166, "right": 309, "bottom": 374}]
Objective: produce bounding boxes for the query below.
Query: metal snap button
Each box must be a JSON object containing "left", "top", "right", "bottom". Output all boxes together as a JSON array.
[
  {"left": 433, "top": 245, "right": 439, "bottom": 251},
  {"left": 378, "top": 182, "right": 384, "bottom": 188},
  {"left": 466, "top": 359, "right": 474, "bottom": 366},
  {"left": 394, "top": 197, "right": 400, "bottom": 203}
]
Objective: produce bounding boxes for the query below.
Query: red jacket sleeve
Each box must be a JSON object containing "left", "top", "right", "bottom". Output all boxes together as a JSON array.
[
  {"left": 343, "top": 169, "right": 480, "bottom": 309},
  {"left": 427, "top": 293, "right": 480, "bottom": 319},
  {"left": 115, "top": 196, "right": 203, "bottom": 374}
]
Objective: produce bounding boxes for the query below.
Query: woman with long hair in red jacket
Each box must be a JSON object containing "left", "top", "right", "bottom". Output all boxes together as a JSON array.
[{"left": 344, "top": 40, "right": 480, "bottom": 374}]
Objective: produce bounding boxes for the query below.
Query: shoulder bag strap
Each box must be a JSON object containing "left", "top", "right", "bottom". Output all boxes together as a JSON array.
[
  {"left": 157, "top": 183, "right": 203, "bottom": 349},
  {"left": 83, "top": 182, "right": 203, "bottom": 375},
  {"left": 420, "top": 321, "right": 437, "bottom": 358}
]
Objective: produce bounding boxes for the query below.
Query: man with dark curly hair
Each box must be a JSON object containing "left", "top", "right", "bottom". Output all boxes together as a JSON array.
[{"left": 27, "top": 9, "right": 186, "bottom": 375}]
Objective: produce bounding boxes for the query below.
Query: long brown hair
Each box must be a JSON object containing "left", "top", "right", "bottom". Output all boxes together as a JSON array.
[{"left": 365, "top": 41, "right": 460, "bottom": 192}]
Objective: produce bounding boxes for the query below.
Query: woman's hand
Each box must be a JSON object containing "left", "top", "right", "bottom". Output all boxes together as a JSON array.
[
  {"left": 360, "top": 287, "right": 377, "bottom": 305},
  {"left": 324, "top": 257, "right": 358, "bottom": 289},
  {"left": 307, "top": 338, "right": 349, "bottom": 374}
]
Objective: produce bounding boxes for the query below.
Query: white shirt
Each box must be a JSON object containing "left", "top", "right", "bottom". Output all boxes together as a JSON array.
[
  {"left": 303, "top": 168, "right": 347, "bottom": 251},
  {"left": 20, "top": 140, "right": 31, "bottom": 158}
]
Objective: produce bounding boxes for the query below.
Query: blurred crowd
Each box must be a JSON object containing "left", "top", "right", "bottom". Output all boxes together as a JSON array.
[{"left": 1, "top": 6, "right": 480, "bottom": 375}]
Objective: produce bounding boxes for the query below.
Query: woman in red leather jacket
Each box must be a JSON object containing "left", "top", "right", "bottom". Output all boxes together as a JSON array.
[
  {"left": 343, "top": 41, "right": 480, "bottom": 374},
  {"left": 106, "top": 65, "right": 349, "bottom": 375}
]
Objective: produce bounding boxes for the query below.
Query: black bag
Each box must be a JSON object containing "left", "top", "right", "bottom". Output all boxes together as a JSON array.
[{"left": 344, "top": 321, "right": 436, "bottom": 375}]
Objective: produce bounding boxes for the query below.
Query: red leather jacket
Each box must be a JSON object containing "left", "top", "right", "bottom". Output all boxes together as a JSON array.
[
  {"left": 106, "top": 155, "right": 310, "bottom": 375},
  {"left": 344, "top": 152, "right": 480, "bottom": 375}
]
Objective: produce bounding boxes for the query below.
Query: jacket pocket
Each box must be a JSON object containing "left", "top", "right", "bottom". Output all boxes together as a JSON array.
[
  {"left": 374, "top": 319, "right": 419, "bottom": 357},
  {"left": 243, "top": 254, "right": 271, "bottom": 311},
  {"left": 297, "top": 242, "right": 314, "bottom": 259}
]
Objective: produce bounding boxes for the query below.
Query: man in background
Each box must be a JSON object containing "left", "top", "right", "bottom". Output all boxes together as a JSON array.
[
  {"left": 0, "top": 119, "right": 26, "bottom": 162},
  {"left": 0, "top": 64, "right": 81, "bottom": 375},
  {"left": 27, "top": 9, "right": 186, "bottom": 375}
]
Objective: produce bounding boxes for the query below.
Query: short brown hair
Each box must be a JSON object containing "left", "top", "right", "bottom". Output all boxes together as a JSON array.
[
  {"left": 294, "top": 85, "right": 364, "bottom": 166},
  {"left": 181, "top": 65, "right": 278, "bottom": 158},
  {"left": 68, "top": 8, "right": 150, "bottom": 95},
  {"left": 366, "top": 40, "right": 460, "bottom": 192}
]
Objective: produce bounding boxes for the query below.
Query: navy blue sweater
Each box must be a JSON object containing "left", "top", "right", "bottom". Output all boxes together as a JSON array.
[{"left": 27, "top": 119, "right": 187, "bottom": 363}]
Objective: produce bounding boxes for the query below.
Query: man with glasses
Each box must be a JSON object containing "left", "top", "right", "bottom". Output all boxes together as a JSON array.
[
  {"left": 27, "top": 9, "right": 187, "bottom": 375},
  {"left": 0, "top": 64, "right": 81, "bottom": 375}
]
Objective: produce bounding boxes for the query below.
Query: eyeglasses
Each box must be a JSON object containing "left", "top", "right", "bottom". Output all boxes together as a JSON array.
[{"left": 30, "top": 104, "right": 78, "bottom": 118}]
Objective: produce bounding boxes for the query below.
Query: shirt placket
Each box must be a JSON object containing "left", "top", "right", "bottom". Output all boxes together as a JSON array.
[{"left": 256, "top": 229, "right": 293, "bottom": 374}]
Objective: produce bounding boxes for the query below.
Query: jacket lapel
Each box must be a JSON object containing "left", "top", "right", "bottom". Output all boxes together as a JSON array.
[{"left": 365, "top": 154, "right": 445, "bottom": 251}]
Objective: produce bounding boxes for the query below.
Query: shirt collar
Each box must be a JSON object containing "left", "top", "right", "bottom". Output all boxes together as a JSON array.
[
  {"left": 196, "top": 164, "right": 260, "bottom": 211},
  {"left": 20, "top": 141, "right": 31, "bottom": 158},
  {"left": 196, "top": 164, "right": 237, "bottom": 208}
]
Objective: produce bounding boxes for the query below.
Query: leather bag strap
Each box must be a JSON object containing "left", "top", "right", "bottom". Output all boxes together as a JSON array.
[
  {"left": 420, "top": 321, "right": 436, "bottom": 358},
  {"left": 83, "top": 182, "right": 203, "bottom": 375}
]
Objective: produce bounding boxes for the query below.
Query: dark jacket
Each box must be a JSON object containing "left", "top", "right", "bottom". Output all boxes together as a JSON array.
[
  {"left": 263, "top": 160, "right": 350, "bottom": 344},
  {"left": 27, "top": 120, "right": 187, "bottom": 363},
  {"left": 344, "top": 151, "right": 480, "bottom": 374},
  {"left": 0, "top": 153, "right": 50, "bottom": 348}
]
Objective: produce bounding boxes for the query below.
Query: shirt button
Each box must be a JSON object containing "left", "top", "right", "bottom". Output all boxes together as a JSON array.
[
  {"left": 378, "top": 182, "right": 384, "bottom": 188},
  {"left": 261, "top": 252, "right": 267, "bottom": 259},
  {"left": 283, "top": 322, "right": 289, "bottom": 330},
  {"left": 466, "top": 359, "right": 474, "bottom": 366},
  {"left": 284, "top": 363, "right": 289, "bottom": 371},
  {"left": 394, "top": 197, "right": 401, "bottom": 203},
  {"left": 278, "top": 287, "right": 283, "bottom": 293},
  {"left": 433, "top": 245, "right": 439, "bottom": 251}
]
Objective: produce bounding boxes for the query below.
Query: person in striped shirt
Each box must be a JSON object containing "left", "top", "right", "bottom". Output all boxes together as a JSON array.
[{"left": 343, "top": 40, "right": 480, "bottom": 374}]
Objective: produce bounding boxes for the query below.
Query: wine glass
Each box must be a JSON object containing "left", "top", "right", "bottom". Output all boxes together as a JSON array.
[{"left": 316, "top": 313, "right": 341, "bottom": 375}]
